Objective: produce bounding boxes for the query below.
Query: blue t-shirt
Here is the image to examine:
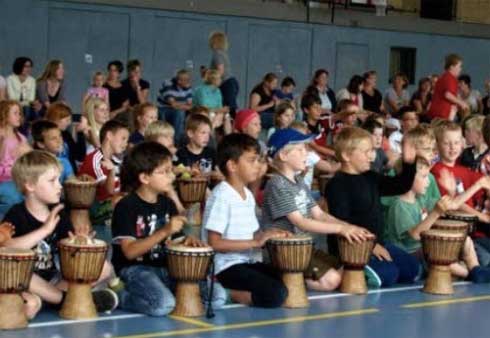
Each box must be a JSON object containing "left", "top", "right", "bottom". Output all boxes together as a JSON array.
[{"left": 58, "top": 155, "right": 74, "bottom": 183}]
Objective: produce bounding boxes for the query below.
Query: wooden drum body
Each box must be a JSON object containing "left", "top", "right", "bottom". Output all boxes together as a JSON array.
[
  {"left": 63, "top": 175, "right": 97, "bottom": 231},
  {"left": 176, "top": 177, "right": 208, "bottom": 226},
  {"left": 421, "top": 230, "right": 465, "bottom": 295},
  {"left": 338, "top": 235, "right": 376, "bottom": 294},
  {"left": 58, "top": 237, "right": 108, "bottom": 319},
  {"left": 165, "top": 244, "right": 214, "bottom": 317},
  {"left": 0, "top": 248, "right": 36, "bottom": 329},
  {"left": 267, "top": 235, "right": 313, "bottom": 308}
]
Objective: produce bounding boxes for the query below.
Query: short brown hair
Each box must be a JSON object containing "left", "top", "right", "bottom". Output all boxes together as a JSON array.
[
  {"left": 185, "top": 113, "right": 212, "bottom": 132},
  {"left": 334, "top": 127, "right": 371, "bottom": 161},
  {"left": 208, "top": 31, "right": 228, "bottom": 50},
  {"left": 12, "top": 150, "right": 61, "bottom": 193},
  {"left": 45, "top": 102, "right": 72, "bottom": 121},
  {"left": 274, "top": 102, "right": 294, "bottom": 127},
  {"left": 444, "top": 54, "right": 462, "bottom": 70}
]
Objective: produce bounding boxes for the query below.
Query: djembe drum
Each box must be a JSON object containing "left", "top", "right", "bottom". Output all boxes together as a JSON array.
[
  {"left": 59, "top": 237, "right": 108, "bottom": 319},
  {"left": 165, "top": 243, "right": 214, "bottom": 317},
  {"left": 63, "top": 175, "right": 97, "bottom": 231},
  {"left": 442, "top": 211, "right": 478, "bottom": 235},
  {"left": 421, "top": 230, "right": 465, "bottom": 295},
  {"left": 432, "top": 219, "right": 469, "bottom": 237},
  {"left": 176, "top": 177, "right": 208, "bottom": 226},
  {"left": 0, "top": 248, "right": 36, "bottom": 329},
  {"left": 267, "top": 235, "right": 313, "bottom": 308},
  {"left": 338, "top": 235, "right": 376, "bottom": 294}
]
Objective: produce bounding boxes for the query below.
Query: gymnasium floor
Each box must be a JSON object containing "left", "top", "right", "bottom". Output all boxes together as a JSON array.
[{"left": 5, "top": 281, "right": 490, "bottom": 338}]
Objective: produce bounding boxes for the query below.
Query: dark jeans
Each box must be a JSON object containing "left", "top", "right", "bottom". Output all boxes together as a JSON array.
[
  {"left": 367, "top": 243, "right": 421, "bottom": 287},
  {"left": 216, "top": 262, "right": 287, "bottom": 308},
  {"left": 220, "top": 77, "right": 239, "bottom": 117},
  {"left": 474, "top": 237, "right": 490, "bottom": 267}
]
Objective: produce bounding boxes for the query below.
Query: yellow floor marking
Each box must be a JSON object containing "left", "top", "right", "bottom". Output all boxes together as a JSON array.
[
  {"left": 118, "top": 308, "right": 379, "bottom": 338},
  {"left": 402, "top": 295, "right": 490, "bottom": 309},
  {"left": 168, "top": 315, "right": 214, "bottom": 328}
]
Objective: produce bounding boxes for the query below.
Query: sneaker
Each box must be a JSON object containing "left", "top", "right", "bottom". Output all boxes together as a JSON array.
[
  {"left": 364, "top": 265, "right": 382, "bottom": 289},
  {"left": 92, "top": 288, "right": 119, "bottom": 313},
  {"left": 108, "top": 277, "right": 125, "bottom": 293}
]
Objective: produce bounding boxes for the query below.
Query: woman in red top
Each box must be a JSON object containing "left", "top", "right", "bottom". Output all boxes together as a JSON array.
[{"left": 427, "top": 54, "right": 469, "bottom": 121}]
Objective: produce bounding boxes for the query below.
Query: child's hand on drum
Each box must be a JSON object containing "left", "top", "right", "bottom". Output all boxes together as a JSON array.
[
  {"left": 0, "top": 222, "right": 15, "bottom": 243},
  {"left": 183, "top": 236, "right": 206, "bottom": 247},
  {"left": 164, "top": 216, "right": 187, "bottom": 235},
  {"left": 435, "top": 195, "right": 457, "bottom": 214},
  {"left": 42, "top": 204, "right": 64, "bottom": 234},
  {"left": 339, "top": 225, "right": 371, "bottom": 244}
]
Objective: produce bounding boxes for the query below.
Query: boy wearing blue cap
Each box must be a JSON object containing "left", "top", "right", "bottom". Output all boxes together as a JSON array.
[{"left": 262, "top": 128, "right": 371, "bottom": 291}]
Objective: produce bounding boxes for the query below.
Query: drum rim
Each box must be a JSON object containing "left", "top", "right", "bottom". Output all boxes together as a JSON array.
[
  {"left": 165, "top": 246, "right": 214, "bottom": 255},
  {"left": 0, "top": 247, "right": 36, "bottom": 257},
  {"left": 421, "top": 231, "right": 466, "bottom": 240},
  {"left": 59, "top": 238, "right": 108, "bottom": 249},
  {"left": 442, "top": 212, "right": 478, "bottom": 222},
  {"left": 176, "top": 177, "right": 209, "bottom": 184},
  {"left": 267, "top": 235, "right": 314, "bottom": 244}
]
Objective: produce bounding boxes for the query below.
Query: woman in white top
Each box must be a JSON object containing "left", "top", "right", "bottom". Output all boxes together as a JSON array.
[
  {"left": 458, "top": 74, "right": 482, "bottom": 114},
  {"left": 384, "top": 72, "right": 410, "bottom": 116},
  {"left": 336, "top": 75, "right": 364, "bottom": 110},
  {"left": 6, "top": 57, "right": 36, "bottom": 107}
]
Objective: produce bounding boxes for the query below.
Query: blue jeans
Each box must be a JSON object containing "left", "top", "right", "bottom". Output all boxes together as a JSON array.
[
  {"left": 118, "top": 265, "right": 226, "bottom": 316},
  {"left": 159, "top": 106, "right": 186, "bottom": 144},
  {"left": 0, "top": 181, "right": 23, "bottom": 219},
  {"left": 367, "top": 243, "right": 421, "bottom": 287},
  {"left": 474, "top": 238, "right": 490, "bottom": 267}
]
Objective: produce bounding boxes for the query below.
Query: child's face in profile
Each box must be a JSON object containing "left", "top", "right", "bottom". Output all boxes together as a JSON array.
[
  {"left": 243, "top": 116, "right": 262, "bottom": 140},
  {"left": 343, "top": 138, "right": 376, "bottom": 174},
  {"left": 416, "top": 138, "right": 437, "bottom": 166},
  {"left": 41, "top": 128, "right": 64, "bottom": 154},
  {"left": 438, "top": 130, "right": 463, "bottom": 164},
  {"left": 371, "top": 127, "right": 383, "bottom": 149},
  {"left": 278, "top": 109, "right": 295, "bottom": 129},
  {"left": 7, "top": 104, "right": 22, "bottom": 128},
  {"left": 57, "top": 116, "right": 72, "bottom": 131},
  {"left": 281, "top": 143, "right": 308, "bottom": 172},
  {"left": 147, "top": 159, "right": 175, "bottom": 193},
  {"left": 108, "top": 128, "right": 130, "bottom": 155},
  {"left": 235, "top": 149, "right": 261, "bottom": 184},
  {"left": 28, "top": 167, "right": 62, "bottom": 205},
  {"left": 413, "top": 165, "right": 430, "bottom": 195}
]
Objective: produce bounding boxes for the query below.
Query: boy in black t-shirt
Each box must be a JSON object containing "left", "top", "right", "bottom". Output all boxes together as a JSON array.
[
  {"left": 2, "top": 150, "right": 117, "bottom": 313},
  {"left": 175, "top": 113, "right": 216, "bottom": 174},
  {"left": 112, "top": 142, "right": 226, "bottom": 316}
]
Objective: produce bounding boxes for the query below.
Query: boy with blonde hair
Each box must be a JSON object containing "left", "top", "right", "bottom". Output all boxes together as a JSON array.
[
  {"left": 3, "top": 151, "right": 117, "bottom": 313},
  {"left": 262, "top": 128, "right": 370, "bottom": 292},
  {"left": 326, "top": 127, "right": 421, "bottom": 287}
]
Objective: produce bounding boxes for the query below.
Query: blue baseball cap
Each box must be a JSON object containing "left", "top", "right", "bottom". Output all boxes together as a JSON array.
[{"left": 268, "top": 128, "right": 316, "bottom": 158}]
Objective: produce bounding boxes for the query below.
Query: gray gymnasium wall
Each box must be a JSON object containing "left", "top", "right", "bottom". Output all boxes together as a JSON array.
[{"left": 1, "top": 0, "right": 490, "bottom": 112}]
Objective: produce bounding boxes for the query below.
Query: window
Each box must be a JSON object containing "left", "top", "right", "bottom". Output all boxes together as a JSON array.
[{"left": 389, "top": 47, "right": 416, "bottom": 85}]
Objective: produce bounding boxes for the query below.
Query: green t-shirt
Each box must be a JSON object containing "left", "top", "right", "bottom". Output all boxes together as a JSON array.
[
  {"left": 381, "top": 172, "right": 440, "bottom": 212},
  {"left": 383, "top": 197, "right": 423, "bottom": 253}
]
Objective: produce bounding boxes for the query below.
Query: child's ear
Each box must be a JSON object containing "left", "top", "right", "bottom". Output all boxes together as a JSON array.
[
  {"left": 226, "top": 159, "right": 237, "bottom": 174},
  {"left": 24, "top": 180, "right": 36, "bottom": 194},
  {"left": 186, "top": 129, "right": 193, "bottom": 139},
  {"left": 138, "top": 172, "right": 150, "bottom": 185},
  {"left": 35, "top": 141, "right": 45, "bottom": 150},
  {"left": 339, "top": 150, "right": 350, "bottom": 163}
]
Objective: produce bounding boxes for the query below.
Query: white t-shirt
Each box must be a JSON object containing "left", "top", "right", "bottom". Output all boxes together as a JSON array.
[
  {"left": 303, "top": 151, "right": 321, "bottom": 188},
  {"left": 202, "top": 181, "right": 261, "bottom": 274},
  {"left": 0, "top": 76, "right": 6, "bottom": 89}
]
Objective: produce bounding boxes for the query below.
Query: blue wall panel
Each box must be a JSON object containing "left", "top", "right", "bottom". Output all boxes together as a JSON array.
[{"left": 1, "top": 0, "right": 490, "bottom": 112}]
